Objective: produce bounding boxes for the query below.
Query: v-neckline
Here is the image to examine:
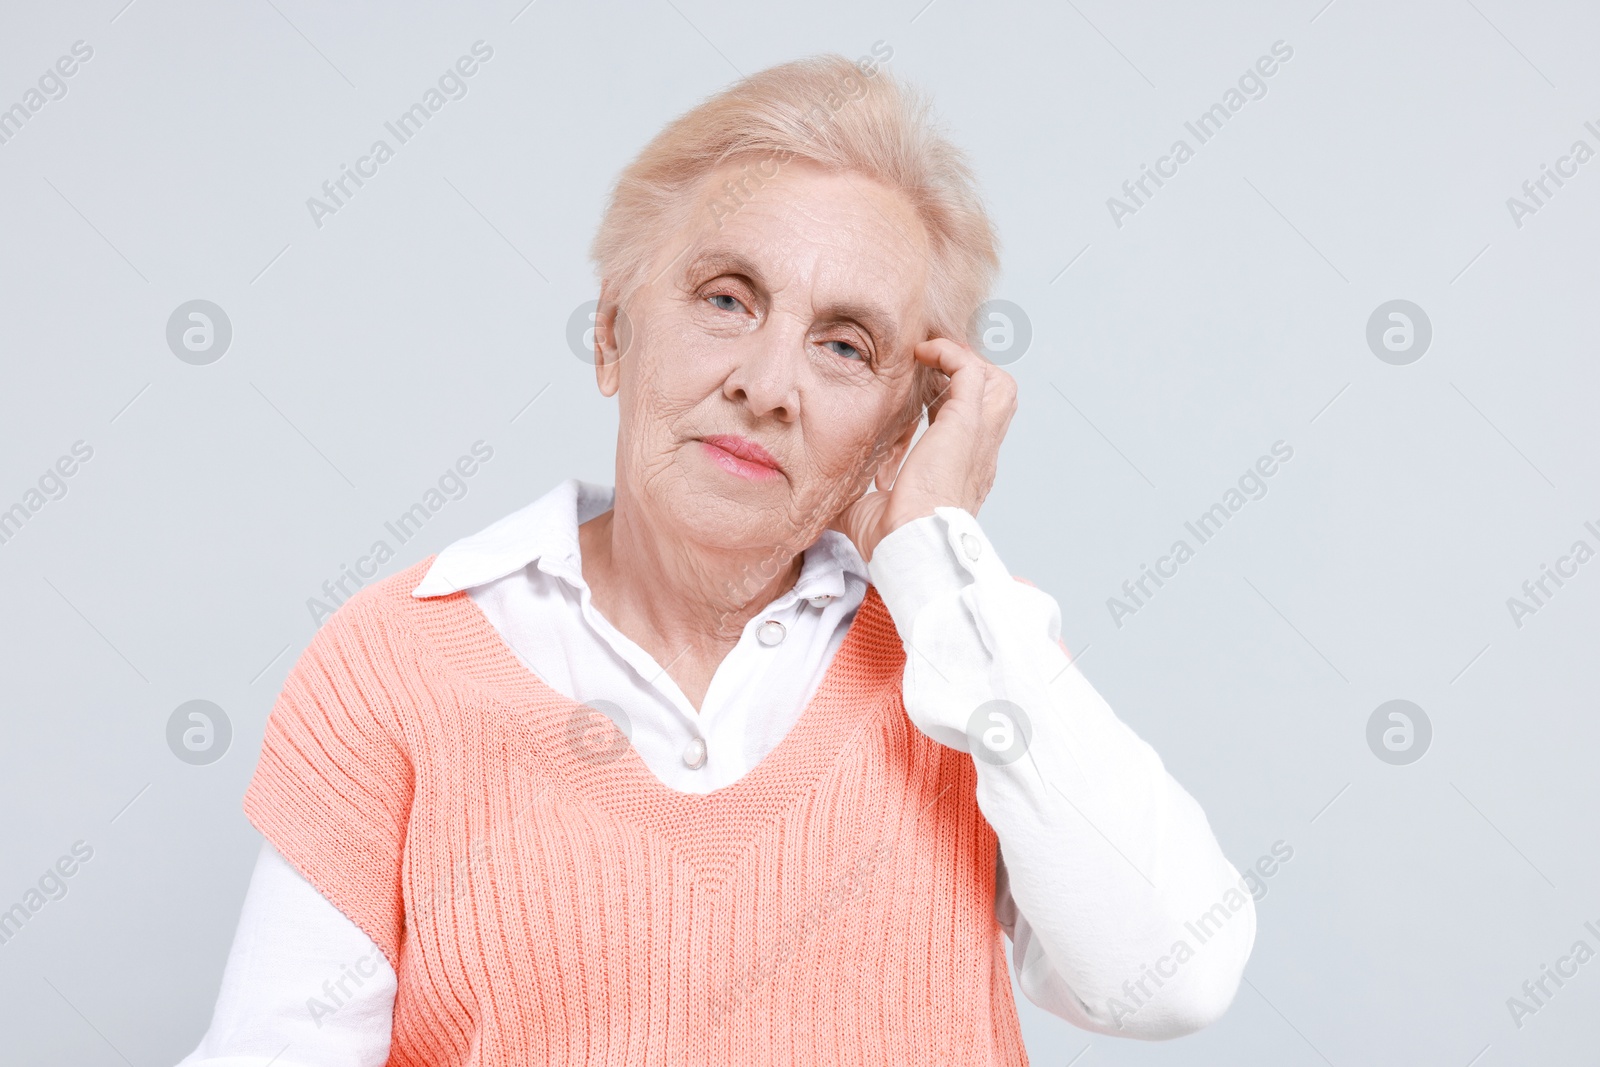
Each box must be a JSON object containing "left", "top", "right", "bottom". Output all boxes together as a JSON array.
[{"left": 401, "top": 556, "right": 906, "bottom": 887}]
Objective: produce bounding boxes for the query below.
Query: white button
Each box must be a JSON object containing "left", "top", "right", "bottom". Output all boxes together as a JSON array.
[
  {"left": 757, "top": 619, "right": 786, "bottom": 646},
  {"left": 683, "top": 736, "right": 706, "bottom": 769},
  {"left": 960, "top": 532, "right": 982, "bottom": 561},
  {"left": 806, "top": 594, "right": 834, "bottom": 607}
]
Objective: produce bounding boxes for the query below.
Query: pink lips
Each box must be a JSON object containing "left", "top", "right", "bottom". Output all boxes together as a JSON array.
[{"left": 698, "top": 434, "right": 783, "bottom": 480}]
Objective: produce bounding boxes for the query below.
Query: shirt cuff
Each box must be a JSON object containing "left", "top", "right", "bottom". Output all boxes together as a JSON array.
[{"left": 865, "top": 507, "right": 1014, "bottom": 637}]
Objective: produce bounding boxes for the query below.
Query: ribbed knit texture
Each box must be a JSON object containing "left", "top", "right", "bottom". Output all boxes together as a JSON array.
[{"left": 244, "top": 557, "right": 1029, "bottom": 1066}]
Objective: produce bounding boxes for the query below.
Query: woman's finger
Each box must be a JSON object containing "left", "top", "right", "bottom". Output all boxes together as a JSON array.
[{"left": 915, "top": 338, "right": 988, "bottom": 425}]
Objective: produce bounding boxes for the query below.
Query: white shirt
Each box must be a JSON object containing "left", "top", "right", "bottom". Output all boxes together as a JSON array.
[{"left": 179, "top": 479, "right": 1255, "bottom": 1065}]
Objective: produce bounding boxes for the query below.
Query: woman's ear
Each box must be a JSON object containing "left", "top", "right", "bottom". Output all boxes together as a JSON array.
[
  {"left": 593, "top": 283, "right": 628, "bottom": 397},
  {"left": 872, "top": 406, "right": 922, "bottom": 491}
]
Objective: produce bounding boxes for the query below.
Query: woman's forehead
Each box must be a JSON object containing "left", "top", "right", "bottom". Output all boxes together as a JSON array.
[
  {"left": 675, "top": 165, "right": 928, "bottom": 305},
  {"left": 700, "top": 162, "right": 922, "bottom": 246}
]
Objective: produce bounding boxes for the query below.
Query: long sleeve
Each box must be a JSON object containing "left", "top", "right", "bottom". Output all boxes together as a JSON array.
[
  {"left": 176, "top": 840, "right": 395, "bottom": 1067},
  {"left": 866, "top": 508, "right": 1255, "bottom": 1040}
]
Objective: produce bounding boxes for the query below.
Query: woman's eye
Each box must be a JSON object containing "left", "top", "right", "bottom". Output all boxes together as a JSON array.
[
  {"left": 707, "top": 293, "right": 744, "bottom": 313},
  {"left": 823, "top": 340, "right": 863, "bottom": 361}
]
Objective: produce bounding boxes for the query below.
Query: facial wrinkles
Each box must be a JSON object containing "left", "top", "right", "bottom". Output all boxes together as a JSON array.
[
  {"left": 619, "top": 165, "right": 927, "bottom": 549},
  {"left": 737, "top": 193, "right": 923, "bottom": 509}
]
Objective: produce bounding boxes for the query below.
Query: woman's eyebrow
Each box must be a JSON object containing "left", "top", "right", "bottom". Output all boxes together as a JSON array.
[
  {"left": 682, "top": 249, "right": 764, "bottom": 286},
  {"left": 817, "top": 302, "right": 898, "bottom": 350}
]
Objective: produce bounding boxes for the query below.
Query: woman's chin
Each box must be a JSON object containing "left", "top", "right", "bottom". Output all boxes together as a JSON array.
[{"left": 650, "top": 466, "right": 800, "bottom": 551}]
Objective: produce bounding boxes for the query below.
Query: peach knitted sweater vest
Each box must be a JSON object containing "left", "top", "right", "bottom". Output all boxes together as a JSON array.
[{"left": 244, "top": 557, "right": 1029, "bottom": 1066}]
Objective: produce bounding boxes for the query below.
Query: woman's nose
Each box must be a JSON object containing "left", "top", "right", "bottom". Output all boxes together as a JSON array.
[{"left": 722, "top": 327, "right": 802, "bottom": 421}]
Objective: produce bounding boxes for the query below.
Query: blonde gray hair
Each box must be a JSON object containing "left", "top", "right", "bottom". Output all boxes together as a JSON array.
[{"left": 590, "top": 51, "right": 1000, "bottom": 422}]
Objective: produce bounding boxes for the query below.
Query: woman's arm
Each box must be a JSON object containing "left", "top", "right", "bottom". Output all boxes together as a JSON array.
[
  {"left": 176, "top": 840, "right": 395, "bottom": 1067},
  {"left": 867, "top": 509, "right": 1256, "bottom": 1040}
]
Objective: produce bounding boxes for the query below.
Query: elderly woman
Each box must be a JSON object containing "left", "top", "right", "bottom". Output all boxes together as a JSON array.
[{"left": 179, "top": 54, "right": 1253, "bottom": 1066}]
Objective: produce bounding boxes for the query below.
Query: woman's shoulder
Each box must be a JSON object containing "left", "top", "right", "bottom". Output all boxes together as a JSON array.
[
  {"left": 252, "top": 560, "right": 445, "bottom": 803},
  {"left": 310, "top": 555, "right": 443, "bottom": 643},
  {"left": 275, "top": 555, "right": 448, "bottom": 734}
]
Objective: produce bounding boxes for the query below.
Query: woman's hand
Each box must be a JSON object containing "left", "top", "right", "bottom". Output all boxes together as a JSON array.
[{"left": 829, "top": 337, "right": 1018, "bottom": 561}]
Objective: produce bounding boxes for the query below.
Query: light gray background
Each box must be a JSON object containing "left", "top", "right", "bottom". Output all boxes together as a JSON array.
[{"left": 2, "top": 0, "right": 1597, "bottom": 1063}]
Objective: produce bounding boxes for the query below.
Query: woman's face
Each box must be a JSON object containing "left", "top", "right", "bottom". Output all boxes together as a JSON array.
[{"left": 595, "top": 160, "right": 931, "bottom": 554}]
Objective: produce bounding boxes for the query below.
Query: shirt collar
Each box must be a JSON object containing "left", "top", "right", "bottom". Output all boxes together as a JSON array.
[{"left": 411, "top": 477, "right": 868, "bottom": 604}]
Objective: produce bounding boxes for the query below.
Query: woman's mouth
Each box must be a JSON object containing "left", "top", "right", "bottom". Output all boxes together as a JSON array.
[{"left": 697, "top": 435, "right": 784, "bottom": 481}]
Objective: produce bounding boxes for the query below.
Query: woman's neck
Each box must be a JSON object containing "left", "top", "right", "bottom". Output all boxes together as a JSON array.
[{"left": 576, "top": 498, "right": 805, "bottom": 708}]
